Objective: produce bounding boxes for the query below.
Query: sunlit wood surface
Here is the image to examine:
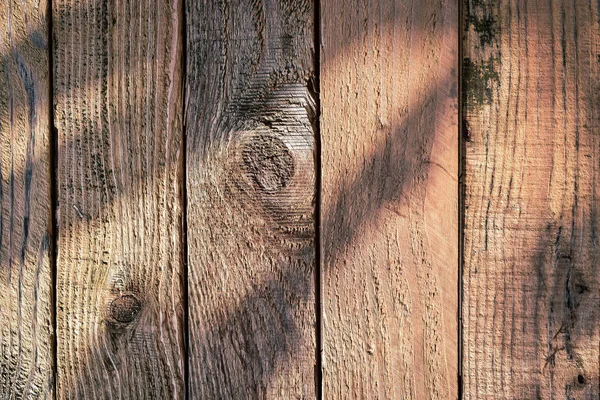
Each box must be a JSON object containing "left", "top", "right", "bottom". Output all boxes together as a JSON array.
[
  {"left": 463, "top": 0, "right": 600, "bottom": 398},
  {"left": 0, "top": 1, "right": 52, "bottom": 398},
  {"left": 320, "top": 0, "right": 459, "bottom": 398},
  {"left": 0, "top": 0, "right": 598, "bottom": 399},
  {"left": 53, "top": 0, "right": 185, "bottom": 397},
  {"left": 185, "top": 1, "right": 317, "bottom": 398}
]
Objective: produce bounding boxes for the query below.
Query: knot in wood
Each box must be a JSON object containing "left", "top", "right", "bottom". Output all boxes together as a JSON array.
[
  {"left": 110, "top": 294, "right": 142, "bottom": 323},
  {"left": 242, "top": 135, "right": 294, "bottom": 192}
]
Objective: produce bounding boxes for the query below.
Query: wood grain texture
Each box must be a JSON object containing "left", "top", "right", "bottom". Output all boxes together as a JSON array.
[
  {"left": 53, "top": 0, "right": 184, "bottom": 398},
  {"left": 462, "top": 0, "right": 600, "bottom": 398},
  {"left": 0, "top": 1, "right": 53, "bottom": 398},
  {"left": 321, "top": 0, "right": 458, "bottom": 398},
  {"left": 185, "top": 0, "right": 316, "bottom": 397}
]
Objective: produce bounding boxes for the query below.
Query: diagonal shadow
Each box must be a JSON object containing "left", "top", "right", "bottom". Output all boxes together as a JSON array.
[
  {"left": 185, "top": 0, "right": 458, "bottom": 398},
  {"left": 461, "top": 0, "right": 600, "bottom": 398},
  {"left": 2, "top": 0, "right": 458, "bottom": 398}
]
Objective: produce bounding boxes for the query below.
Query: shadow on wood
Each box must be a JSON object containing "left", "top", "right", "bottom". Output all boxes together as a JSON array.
[{"left": 0, "top": 0, "right": 461, "bottom": 398}]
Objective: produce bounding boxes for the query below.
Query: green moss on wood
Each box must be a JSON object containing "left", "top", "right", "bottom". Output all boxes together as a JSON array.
[
  {"left": 463, "top": 57, "right": 500, "bottom": 108},
  {"left": 466, "top": 14, "right": 498, "bottom": 48}
]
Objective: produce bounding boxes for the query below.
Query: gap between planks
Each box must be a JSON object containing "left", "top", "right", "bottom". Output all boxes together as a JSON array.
[
  {"left": 180, "top": 0, "right": 190, "bottom": 397},
  {"left": 48, "top": 0, "right": 58, "bottom": 398},
  {"left": 313, "top": 0, "right": 324, "bottom": 398}
]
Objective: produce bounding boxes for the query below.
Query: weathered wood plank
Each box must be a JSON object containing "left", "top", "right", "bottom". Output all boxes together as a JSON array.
[
  {"left": 53, "top": 0, "right": 185, "bottom": 397},
  {"left": 185, "top": 0, "right": 317, "bottom": 397},
  {"left": 0, "top": 1, "right": 53, "bottom": 398},
  {"left": 462, "top": 0, "right": 600, "bottom": 398},
  {"left": 321, "top": 0, "right": 459, "bottom": 398}
]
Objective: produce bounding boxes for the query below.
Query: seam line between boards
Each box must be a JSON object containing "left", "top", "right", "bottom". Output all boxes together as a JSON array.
[
  {"left": 180, "top": 0, "right": 190, "bottom": 398},
  {"left": 313, "top": 0, "right": 323, "bottom": 398},
  {"left": 457, "top": 0, "right": 465, "bottom": 398},
  {"left": 48, "top": 0, "right": 58, "bottom": 398}
]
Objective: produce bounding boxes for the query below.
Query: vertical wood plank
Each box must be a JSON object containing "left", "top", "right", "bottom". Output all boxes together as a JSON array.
[
  {"left": 462, "top": 0, "right": 600, "bottom": 398},
  {"left": 0, "top": 1, "right": 53, "bottom": 398},
  {"left": 53, "top": 0, "right": 185, "bottom": 397},
  {"left": 185, "top": 0, "right": 317, "bottom": 397},
  {"left": 321, "top": 0, "right": 459, "bottom": 398}
]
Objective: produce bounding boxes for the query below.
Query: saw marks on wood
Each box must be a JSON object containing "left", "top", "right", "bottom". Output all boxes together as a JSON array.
[
  {"left": 320, "top": 0, "right": 459, "bottom": 398},
  {"left": 462, "top": 0, "right": 600, "bottom": 398},
  {"left": 185, "top": 0, "right": 317, "bottom": 397},
  {"left": 0, "top": 1, "right": 53, "bottom": 398},
  {"left": 53, "top": 0, "right": 185, "bottom": 398}
]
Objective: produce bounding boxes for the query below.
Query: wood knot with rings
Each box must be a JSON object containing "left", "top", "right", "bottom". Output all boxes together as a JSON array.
[
  {"left": 109, "top": 293, "right": 142, "bottom": 324},
  {"left": 240, "top": 134, "right": 295, "bottom": 192},
  {"left": 224, "top": 128, "right": 315, "bottom": 249}
]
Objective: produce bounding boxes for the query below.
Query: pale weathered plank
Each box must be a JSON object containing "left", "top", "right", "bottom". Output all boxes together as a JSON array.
[
  {"left": 0, "top": 1, "right": 53, "bottom": 398},
  {"left": 462, "top": 0, "right": 600, "bottom": 398},
  {"left": 185, "top": 0, "right": 317, "bottom": 397},
  {"left": 321, "top": 0, "right": 459, "bottom": 398},
  {"left": 53, "top": 0, "right": 185, "bottom": 397}
]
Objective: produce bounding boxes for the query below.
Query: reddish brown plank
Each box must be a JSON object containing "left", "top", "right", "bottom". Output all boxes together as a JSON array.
[
  {"left": 462, "top": 0, "right": 600, "bottom": 398},
  {"left": 321, "top": 0, "right": 459, "bottom": 398}
]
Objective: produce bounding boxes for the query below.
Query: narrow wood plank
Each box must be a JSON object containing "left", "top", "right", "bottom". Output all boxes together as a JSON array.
[
  {"left": 185, "top": 0, "right": 317, "bottom": 397},
  {"left": 0, "top": 1, "right": 53, "bottom": 398},
  {"left": 53, "top": 0, "right": 184, "bottom": 397},
  {"left": 321, "top": 0, "right": 459, "bottom": 398},
  {"left": 462, "top": 0, "right": 600, "bottom": 398}
]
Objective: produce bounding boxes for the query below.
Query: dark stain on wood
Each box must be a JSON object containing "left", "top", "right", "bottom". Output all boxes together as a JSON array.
[{"left": 462, "top": 118, "right": 472, "bottom": 142}]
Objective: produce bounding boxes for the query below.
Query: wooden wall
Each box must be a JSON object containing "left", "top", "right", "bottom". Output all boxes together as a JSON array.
[{"left": 0, "top": 0, "right": 597, "bottom": 399}]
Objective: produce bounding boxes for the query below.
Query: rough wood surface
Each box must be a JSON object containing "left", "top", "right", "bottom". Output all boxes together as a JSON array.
[
  {"left": 185, "top": 0, "right": 317, "bottom": 397},
  {"left": 53, "top": 0, "right": 185, "bottom": 397},
  {"left": 0, "top": 1, "right": 53, "bottom": 398},
  {"left": 321, "top": 0, "right": 459, "bottom": 398},
  {"left": 462, "top": 0, "right": 600, "bottom": 398}
]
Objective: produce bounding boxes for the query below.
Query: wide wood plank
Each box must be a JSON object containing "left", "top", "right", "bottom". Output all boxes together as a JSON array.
[
  {"left": 321, "top": 0, "right": 459, "bottom": 398},
  {"left": 0, "top": 1, "right": 53, "bottom": 398},
  {"left": 462, "top": 0, "right": 600, "bottom": 398},
  {"left": 185, "top": 0, "right": 317, "bottom": 397},
  {"left": 53, "top": 0, "right": 184, "bottom": 397}
]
